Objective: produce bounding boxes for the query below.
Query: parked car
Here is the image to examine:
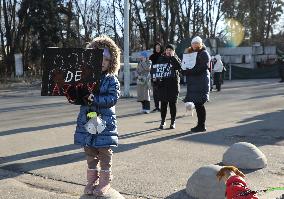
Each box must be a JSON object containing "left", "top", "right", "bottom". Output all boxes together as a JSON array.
[{"left": 118, "top": 63, "right": 138, "bottom": 85}]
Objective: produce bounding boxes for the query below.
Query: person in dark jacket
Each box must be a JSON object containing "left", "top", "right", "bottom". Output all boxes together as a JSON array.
[
  {"left": 74, "top": 35, "right": 120, "bottom": 196},
  {"left": 152, "top": 44, "right": 181, "bottom": 129},
  {"left": 149, "top": 42, "right": 163, "bottom": 112},
  {"left": 278, "top": 56, "right": 284, "bottom": 83},
  {"left": 182, "top": 36, "right": 210, "bottom": 132}
]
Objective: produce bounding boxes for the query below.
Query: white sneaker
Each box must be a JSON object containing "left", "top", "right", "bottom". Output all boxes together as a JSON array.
[{"left": 144, "top": 110, "right": 150, "bottom": 114}]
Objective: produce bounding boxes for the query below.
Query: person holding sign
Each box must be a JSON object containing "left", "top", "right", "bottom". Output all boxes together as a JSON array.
[
  {"left": 153, "top": 44, "right": 181, "bottom": 129},
  {"left": 73, "top": 35, "right": 121, "bottom": 196},
  {"left": 149, "top": 42, "right": 163, "bottom": 112},
  {"left": 136, "top": 51, "right": 151, "bottom": 113},
  {"left": 182, "top": 36, "right": 210, "bottom": 132}
]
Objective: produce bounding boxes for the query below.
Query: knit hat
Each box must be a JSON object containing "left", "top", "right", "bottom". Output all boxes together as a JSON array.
[
  {"left": 165, "top": 44, "right": 175, "bottom": 50},
  {"left": 140, "top": 51, "right": 148, "bottom": 58},
  {"left": 191, "top": 36, "right": 203, "bottom": 44}
]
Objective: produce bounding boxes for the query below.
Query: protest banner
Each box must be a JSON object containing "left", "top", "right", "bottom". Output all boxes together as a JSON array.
[
  {"left": 181, "top": 52, "right": 197, "bottom": 70},
  {"left": 41, "top": 48, "right": 103, "bottom": 96}
]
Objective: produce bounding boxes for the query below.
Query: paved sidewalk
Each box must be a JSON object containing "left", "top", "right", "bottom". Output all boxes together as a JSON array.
[{"left": 0, "top": 79, "right": 283, "bottom": 199}]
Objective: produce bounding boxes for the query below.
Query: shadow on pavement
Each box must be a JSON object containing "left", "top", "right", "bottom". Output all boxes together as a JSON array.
[
  {"left": 178, "top": 109, "right": 284, "bottom": 147},
  {"left": 119, "top": 128, "right": 160, "bottom": 140},
  {"left": 117, "top": 112, "right": 143, "bottom": 119},
  {"left": 0, "top": 112, "right": 144, "bottom": 137},
  {"left": 0, "top": 102, "right": 69, "bottom": 113},
  {"left": 115, "top": 131, "right": 199, "bottom": 153},
  {"left": 1, "top": 109, "right": 283, "bottom": 184},
  {"left": 243, "top": 92, "right": 284, "bottom": 100},
  {"left": 0, "top": 144, "right": 80, "bottom": 164},
  {"left": 165, "top": 189, "right": 195, "bottom": 199},
  {"left": 79, "top": 195, "right": 94, "bottom": 199},
  {"left": 0, "top": 151, "right": 85, "bottom": 180},
  {"left": 0, "top": 121, "right": 76, "bottom": 137}
]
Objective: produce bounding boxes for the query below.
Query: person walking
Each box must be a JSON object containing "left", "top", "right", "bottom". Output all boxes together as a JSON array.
[
  {"left": 72, "top": 35, "right": 121, "bottom": 196},
  {"left": 153, "top": 44, "right": 181, "bottom": 129},
  {"left": 136, "top": 51, "right": 151, "bottom": 113},
  {"left": 182, "top": 36, "right": 210, "bottom": 132},
  {"left": 213, "top": 54, "right": 224, "bottom": 91},
  {"left": 149, "top": 42, "right": 163, "bottom": 112}
]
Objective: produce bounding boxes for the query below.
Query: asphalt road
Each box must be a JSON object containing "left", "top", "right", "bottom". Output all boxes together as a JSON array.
[{"left": 0, "top": 79, "right": 283, "bottom": 199}]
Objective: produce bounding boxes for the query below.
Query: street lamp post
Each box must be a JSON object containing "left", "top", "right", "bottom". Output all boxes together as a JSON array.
[{"left": 123, "top": 0, "right": 130, "bottom": 97}]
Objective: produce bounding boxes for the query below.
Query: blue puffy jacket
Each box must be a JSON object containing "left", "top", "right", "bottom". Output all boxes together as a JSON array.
[{"left": 74, "top": 73, "right": 120, "bottom": 148}]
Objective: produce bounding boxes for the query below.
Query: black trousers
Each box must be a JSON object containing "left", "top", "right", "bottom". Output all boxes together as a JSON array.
[
  {"left": 160, "top": 101, "right": 176, "bottom": 124},
  {"left": 214, "top": 72, "right": 222, "bottom": 91},
  {"left": 141, "top": 101, "right": 150, "bottom": 110},
  {"left": 195, "top": 103, "right": 206, "bottom": 126},
  {"left": 152, "top": 85, "right": 160, "bottom": 109}
]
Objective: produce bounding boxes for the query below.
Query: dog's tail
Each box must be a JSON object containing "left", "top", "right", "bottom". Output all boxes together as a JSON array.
[{"left": 216, "top": 166, "right": 245, "bottom": 181}]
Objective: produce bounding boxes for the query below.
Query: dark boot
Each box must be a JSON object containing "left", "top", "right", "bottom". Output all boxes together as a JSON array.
[
  {"left": 194, "top": 104, "right": 206, "bottom": 132},
  {"left": 191, "top": 124, "right": 206, "bottom": 132}
]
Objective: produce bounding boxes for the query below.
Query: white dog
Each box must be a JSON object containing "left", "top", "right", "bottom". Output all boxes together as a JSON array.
[{"left": 185, "top": 102, "right": 195, "bottom": 116}]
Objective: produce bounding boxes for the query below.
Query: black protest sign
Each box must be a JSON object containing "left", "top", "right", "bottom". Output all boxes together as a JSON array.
[
  {"left": 151, "top": 63, "right": 173, "bottom": 79},
  {"left": 41, "top": 48, "right": 103, "bottom": 96}
]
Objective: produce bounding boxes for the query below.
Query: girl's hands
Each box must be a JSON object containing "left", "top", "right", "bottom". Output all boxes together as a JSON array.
[{"left": 88, "top": 94, "right": 94, "bottom": 102}]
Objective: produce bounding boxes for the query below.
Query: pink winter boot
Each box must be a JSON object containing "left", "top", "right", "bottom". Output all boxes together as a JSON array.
[
  {"left": 93, "top": 170, "right": 112, "bottom": 196},
  {"left": 84, "top": 169, "right": 99, "bottom": 195}
]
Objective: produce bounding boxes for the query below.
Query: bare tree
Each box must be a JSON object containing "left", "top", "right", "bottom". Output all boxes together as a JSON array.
[
  {"left": 0, "top": 0, "right": 22, "bottom": 77},
  {"left": 73, "top": 0, "right": 99, "bottom": 43}
]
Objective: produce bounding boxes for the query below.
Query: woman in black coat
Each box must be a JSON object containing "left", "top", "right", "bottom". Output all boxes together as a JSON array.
[
  {"left": 149, "top": 42, "right": 163, "bottom": 111},
  {"left": 183, "top": 36, "right": 210, "bottom": 132},
  {"left": 152, "top": 44, "right": 181, "bottom": 129}
]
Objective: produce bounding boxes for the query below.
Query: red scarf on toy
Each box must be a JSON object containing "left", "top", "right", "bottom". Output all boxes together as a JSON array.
[{"left": 226, "top": 175, "right": 259, "bottom": 199}]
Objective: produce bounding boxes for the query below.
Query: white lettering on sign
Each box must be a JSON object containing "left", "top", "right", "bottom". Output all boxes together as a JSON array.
[
  {"left": 65, "top": 70, "right": 82, "bottom": 82},
  {"left": 75, "top": 71, "right": 82, "bottom": 82},
  {"left": 65, "top": 71, "right": 74, "bottom": 82},
  {"left": 152, "top": 63, "right": 172, "bottom": 78}
]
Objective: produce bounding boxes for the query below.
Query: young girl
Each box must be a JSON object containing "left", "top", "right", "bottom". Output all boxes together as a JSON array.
[{"left": 73, "top": 35, "right": 121, "bottom": 196}]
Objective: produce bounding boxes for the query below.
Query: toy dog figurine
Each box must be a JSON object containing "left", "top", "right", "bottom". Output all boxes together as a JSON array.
[
  {"left": 185, "top": 102, "right": 195, "bottom": 116},
  {"left": 216, "top": 166, "right": 259, "bottom": 199}
]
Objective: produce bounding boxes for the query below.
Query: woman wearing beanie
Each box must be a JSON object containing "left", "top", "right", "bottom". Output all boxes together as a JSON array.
[
  {"left": 153, "top": 44, "right": 181, "bottom": 129},
  {"left": 183, "top": 36, "right": 210, "bottom": 132}
]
